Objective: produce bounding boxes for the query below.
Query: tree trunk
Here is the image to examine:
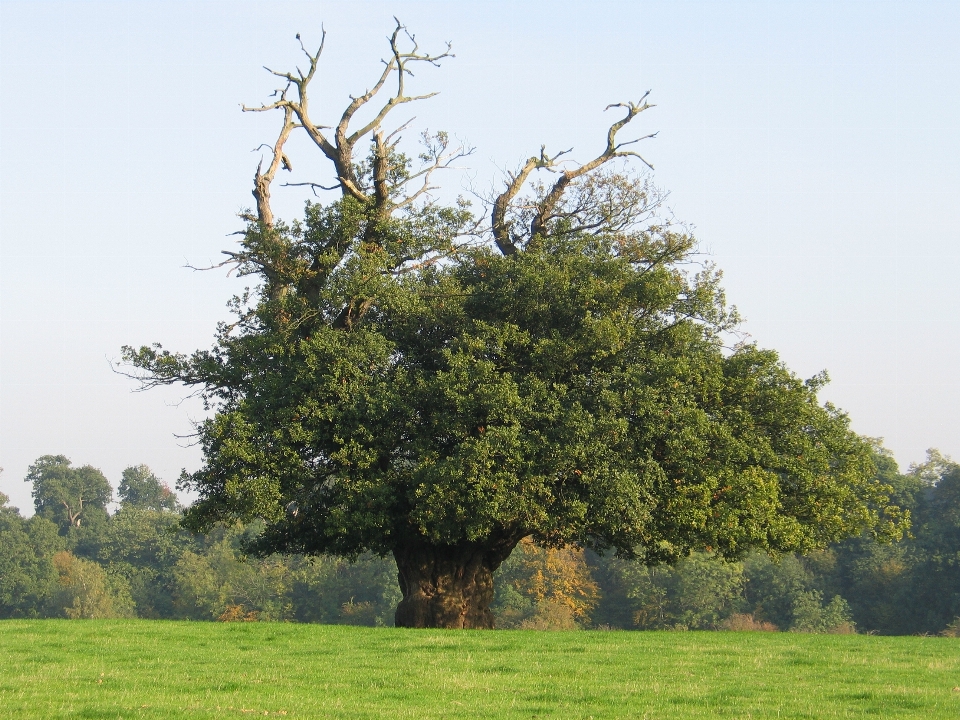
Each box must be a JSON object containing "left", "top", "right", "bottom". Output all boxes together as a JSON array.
[{"left": 393, "top": 535, "right": 521, "bottom": 629}]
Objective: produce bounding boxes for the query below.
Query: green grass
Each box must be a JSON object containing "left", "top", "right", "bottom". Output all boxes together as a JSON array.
[{"left": 1, "top": 621, "right": 958, "bottom": 718}]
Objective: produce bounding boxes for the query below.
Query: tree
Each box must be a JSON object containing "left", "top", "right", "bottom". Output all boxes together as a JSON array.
[
  {"left": 170, "top": 524, "right": 295, "bottom": 622},
  {"left": 49, "top": 550, "right": 135, "bottom": 619},
  {"left": 492, "top": 538, "right": 600, "bottom": 629},
  {"left": 25, "top": 455, "right": 112, "bottom": 532},
  {"left": 289, "top": 552, "right": 401, "bottom": 626},
  {"left": 124, "top": 23, "right": 903, "bottom": 628},
  {"left": 819, "top": 448, "right": 960, "bottom": 635},
  {"left": 826, "top": 447, "right": 920, "bottom": 634},
  {"left": 742, "top": 551, "right": 858, "bottom": 633},
  {"left": 591, "top": 551, "right": 743, "bottom": 630},
  {"left": 96, "top": 506, "right": 191, "bottom": 618},
  {"left": 903, "top": 451, "right": 960, "bottom": 632},
  {"left": 0, "top": 493, "right": 65, "bottom": 618},
  {"left": 118, "top": 465, "right": 180, "bottom": 512}
]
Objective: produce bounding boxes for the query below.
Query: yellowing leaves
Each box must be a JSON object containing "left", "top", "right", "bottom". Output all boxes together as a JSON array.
[{"left": 497, "top": 538, "right": 599, "bottom": 627}]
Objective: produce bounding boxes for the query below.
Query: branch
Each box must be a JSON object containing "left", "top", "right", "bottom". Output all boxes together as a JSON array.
[
  {"left": 490, "top": 146, "right": 570, "bottom": 255},
  {"left": 391, "top": 237, "right": 479, "bottom": 275},
  {"left": 242, "top": 28, "right": 350, "bottom": 199},
  {"left": 333, "top": 19, "right": 452, "bottom": 203},
  {"left": 242, "top": 21, "right": 452, "bottom": 212},
  {"left": 391, "top": 131, "right": 474, "bottom": 211},
  {"left": 251, "top": 104, "right": 297, "bottom": 227},
  {"left": 183, "top": 254, "right": 238, "bottom": 274},
  {"left": 345, "top": 20, "right": 452, "bottom": 146},
  {"left": 281, "top": 181, "right": 342, "bottom": 197},
  {"left": 530, "top": 95, "right": 656, "bottom": 240},
  {"left": 372, "top": 129, "right": 391, "bottom": 212}
]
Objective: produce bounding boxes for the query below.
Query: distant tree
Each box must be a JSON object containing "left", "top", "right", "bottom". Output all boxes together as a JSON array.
[
  {"left": 742, "top": 551, "right": 859, "bottom": 633},
  {"left": 907, "top": 451, "right": 960, "bottom": 632},
  {"left": 96, "top": 507, "right": 191, "bottom": 618},
  {"left": 493, "top": 538, "right": 599, "bottom": 629},
  {"left": 788, "top": 590, "right": 855, "bottom": 633},
  {"left": 0, "top": 494, "right": 65, "bottom": 618},
  {"left": 169, "top": 548, "right": 225, "bottom": 620},
  {"left": 25, "top": 455, "right": 111, "bottom": 532},
  {"left": 908, "top": 448, "right": 955, "bottom": 487},
  {"left": 125, "top": 23, "right": 905, "bottom": 628},
  {"left": 666, "top": 553, "right": 745, "bottom": 630},
  {"left": 834, "top": 539, "right": 912, "bottom": 633},
  {"left": 821, "top": 448, "right": 960, "bottom": 634},
  {"left": 170, "top": 524, "right": 295, "bottom": 621},
  {"left": 50, "top": 550, "right": 135, "bottom": 619},
  {"left": 290, "top": 553, "right": 401, "bottom": 626},
  {"left": 742, "top": 553, "right": 813, "bottom": 630},
  {"left": 118, "top": 465, "right": 179, "bottom": 512},
  {"left": 591, "top": 552, "right": 743, "bottom": 630}
]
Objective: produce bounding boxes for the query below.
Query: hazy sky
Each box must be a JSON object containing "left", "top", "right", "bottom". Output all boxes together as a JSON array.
[{"left": 1, "top": 0, "right": 958, "bottom": 513}]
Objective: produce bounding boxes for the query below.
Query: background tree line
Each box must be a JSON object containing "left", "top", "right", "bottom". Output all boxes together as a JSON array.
[{"left": 1, "top": 447, "right": 958, "bottom": 634}]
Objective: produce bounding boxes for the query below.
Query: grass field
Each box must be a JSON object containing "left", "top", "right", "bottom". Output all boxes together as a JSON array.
[{"left": 1, "top": 620, "right": 958, "bottom": 719}]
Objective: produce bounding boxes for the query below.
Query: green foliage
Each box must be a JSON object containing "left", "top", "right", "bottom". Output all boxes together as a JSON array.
[
  {"left": 899, "top": 452, "right": 960, "bottom": 632},
  {"left": 830, "top": 534, "right": 915, "bottom": 633},
  {"left": 288, "top": 553, "right": 401, "bottom": 626},
  {"left": 2, "top": 479, "right": 403, "bottom": 624},
  {"left": 168, "top": 523, "right": 400, "bottom": 624},
  {"left": 0, "top": 445, "right": 952, "bottom": 633},
  {"left": 170, "top": 525, "right": 294, "bottom": 621},
  {"left": 25, "top": 455, "right": 111, "bottom": 532},
  {"left": 126, "top": 203, "right": 901, "bottom": 573},
  {"left": 590, "top": 548, "right": 858, "bottom": 633},
  {"left": 95, "top": 507, "right": 193, "bottom": 618},
  {"left": 666, "top": 553, "right": 745, "bottom": 630},
  {"left": 591, "top": 551, "right": 744, "bottom": 630},
  {"left": 117, "top": 465, "right": 179, "bottom": 512},
  {"left": 827, "top": 449, "right": 960, "bottom": 634},
  {"left": 789, "top": 591, "right": 855, "bottom": 634},
  {"left": 0, "top": 495, "right": 64, "bottom": 618},
  {"left": 742, "top": 552, "right": 830, "bottom": 630},
  {"left": 49, "top": 551, "right": 135, "bottom": 619}
]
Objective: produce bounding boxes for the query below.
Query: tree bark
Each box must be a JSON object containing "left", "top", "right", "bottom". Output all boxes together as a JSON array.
[{"left": 393, "top": 535, "right": 521, "bottom": 629}]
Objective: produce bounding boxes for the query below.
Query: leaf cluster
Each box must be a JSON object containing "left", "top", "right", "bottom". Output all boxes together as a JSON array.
[{"left": 124, "top": 190, "right": 900, "bottom": 564}]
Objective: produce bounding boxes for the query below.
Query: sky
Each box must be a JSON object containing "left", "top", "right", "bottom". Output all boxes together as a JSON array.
[{"left": 1, "top": 0, "right": 958, "bottom": 514}]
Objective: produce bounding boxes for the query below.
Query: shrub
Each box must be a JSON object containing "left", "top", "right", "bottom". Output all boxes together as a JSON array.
[
  {"left": 940, "top": 618, "right": 960, "bottom": 637},
  {"left": 721, "top": 613, "right": 778, "bottom": 632}
]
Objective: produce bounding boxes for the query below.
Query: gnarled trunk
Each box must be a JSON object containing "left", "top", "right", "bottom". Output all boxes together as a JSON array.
[{"left": 393, "top": 534, "right": 521, "bottom": 629}]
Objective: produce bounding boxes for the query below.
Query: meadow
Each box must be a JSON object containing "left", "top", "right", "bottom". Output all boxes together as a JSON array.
[{"left": 1, "top": 621, "right": 958, "bottom": 718}]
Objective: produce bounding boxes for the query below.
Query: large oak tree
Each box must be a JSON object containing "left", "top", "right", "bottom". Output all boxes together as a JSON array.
[{"left": 125, "top": 23, "right": 902, "bottom": 628}]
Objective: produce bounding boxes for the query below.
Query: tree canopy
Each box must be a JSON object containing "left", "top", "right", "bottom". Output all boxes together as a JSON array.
[
  {"left": 124, "top": 22, "right": 903, "bottom": 628},
  {"left": 26, "top": 455, "right": 112, "bottom": 532},
  {"left": 118, "top": 465, "right": 180, "bottom": 512}
]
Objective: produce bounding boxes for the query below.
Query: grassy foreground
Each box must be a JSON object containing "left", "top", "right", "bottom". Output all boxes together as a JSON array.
[{"left": 1, "top": 620, "right": 958, "bottom": 719}]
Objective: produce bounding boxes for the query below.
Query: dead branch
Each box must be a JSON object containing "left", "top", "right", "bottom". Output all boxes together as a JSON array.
[
  {"left": 491, "top": 146, "right": 571, "bottom": 255},
  {"left": 530, "top": 95, "right": 656, "bottom": 240},
  {"left": 252, "top": 103, "right": 297, "bottom": 227},
  {"left": 392, "top": 131, "right": 474, "bottom": 211},
  {"left": 281, "top": 181, "right": 342, "bottom": 198},
  {"left": 524, "top": 171, "right": 666, "bottom": 239},
  {"left": 242, "top": 20, "right": 454, "bottom": 222},
  {"left": 488, "top": 95, "right": 656, "bottom": 253},
  {"left": 183, "top": 254, "right": 238, "bottom": 273}
]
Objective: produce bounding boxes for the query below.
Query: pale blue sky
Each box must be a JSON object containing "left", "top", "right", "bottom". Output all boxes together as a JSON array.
[{"left": 1, "top": 1, "right": 958, "bottom": 512}]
